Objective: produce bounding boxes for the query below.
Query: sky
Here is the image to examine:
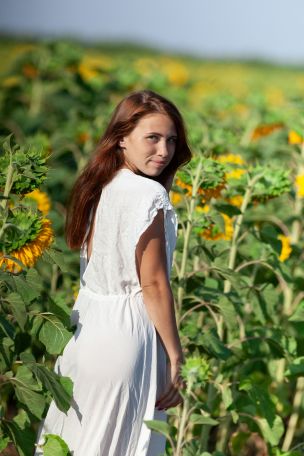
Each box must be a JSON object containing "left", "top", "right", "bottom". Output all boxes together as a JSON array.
[{"left": 0, "top": 0, "right": 303, "bottom": 65}]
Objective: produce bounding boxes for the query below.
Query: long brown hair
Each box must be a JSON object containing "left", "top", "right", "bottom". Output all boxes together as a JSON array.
[{"left": 65, "top": 89, "right": 192, "bottom": 250}]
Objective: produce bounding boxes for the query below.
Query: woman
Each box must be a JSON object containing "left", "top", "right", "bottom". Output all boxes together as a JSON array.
[{"left": 34, "top": 89, "right": 192, "bottom": 455}]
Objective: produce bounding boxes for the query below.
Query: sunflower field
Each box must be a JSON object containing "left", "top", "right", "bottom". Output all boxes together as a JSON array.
[{"left": 0, "top": 37, "right": 304, "bottom": 456}]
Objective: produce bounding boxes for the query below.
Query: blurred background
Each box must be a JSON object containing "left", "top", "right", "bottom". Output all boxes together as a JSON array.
[
  {"left": 0, "top": 0, "right": 304, "bottom": 64},
  {"left": 1, "top": 2, "right": 304, "bottom": 455}
]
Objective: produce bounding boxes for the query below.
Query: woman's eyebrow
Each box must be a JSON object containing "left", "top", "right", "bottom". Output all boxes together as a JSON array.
[{"left": 147, "top": 131, "right": 177, "bottom": 137}]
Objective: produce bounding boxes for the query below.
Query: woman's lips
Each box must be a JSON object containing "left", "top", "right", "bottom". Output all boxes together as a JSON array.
[{"left": 152, "top": 161, "right": 167, "bottom": 166}]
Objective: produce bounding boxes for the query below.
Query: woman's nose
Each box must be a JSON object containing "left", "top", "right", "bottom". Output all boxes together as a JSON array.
[{"left": 157, "top": 140, "right": 170, "bottom": 157}]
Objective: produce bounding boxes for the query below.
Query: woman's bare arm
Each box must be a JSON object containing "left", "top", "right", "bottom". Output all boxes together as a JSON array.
[{"left": 135, "top": 209, "right": 183, "bottom": 364}]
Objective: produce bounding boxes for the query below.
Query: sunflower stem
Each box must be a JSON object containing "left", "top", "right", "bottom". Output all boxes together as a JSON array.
[
  {"left": 175, "top": 380, "right": 193, "bottom": 455},
  {"left": 0, "top": 149, "right": 14, "bottom": 243},
  {"left": 0, "top": 151, "right": 14, "bottom": 212},
  {"left": 176, "top": 158, "right": 203, "bottom": 325},
  {"left": 216, "top": 172, "right": 264, "bottom": 452},
  {"left": 282, "top": 377, "right": 304, "bottom": 451}
]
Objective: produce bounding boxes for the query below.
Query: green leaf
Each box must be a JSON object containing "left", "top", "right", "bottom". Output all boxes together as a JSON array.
[
  {"left": 12, "top": 268, "right": 43, "bottom": 302},
  {"left": 222, "top": 385, "right": 233, "bottom": 409},
  {"left": 38, "top": 314, "right": 73, "bottom": 354},
  {"left": 40, "top": 247, "right": 69, "bottom": 272},
  {"left": 289, "top": 301, "right": 304, "bottom": 322},
  {"left": 0, "top": 337, "right": 14, "bottom": 371},
  {"left": 214, "top": 203, "right": 242, "bottom": 217},
  {"left": 0, "top": 436, "right": 10, "bottom": 452},
  {"left": 285, "top": 357, "right": 304, "bottom": 376},
  {"left": 143, "top": 419, "right": 171, "bottom": 438},
  {"left": 27, "top": 362, "right": 73, "bottom": 413},
  {"left": 189, "top": 414, "right": 219, "bottom": 425},
  {"left": 6, "top": 292, "right": 27, "bottom": 330},
  {"left": 255, "top": 414, "right": 284, "bottom": 446},
  {"left": 217, "top": 296, "right": 238, "bottom": 331},
  {"left": 1, "top": 410, "right": 36, "bottom": 456},
  {"left": 19, "top": 351, "right": 36, "bottom": 364},
  {"left": 0, "top": 315, "right": 15, "bottom": 339},
  {"left": 198, "top": 328, "right": 233, "bottom": 360},
  {"left": 39, "top": 433, "right": 71, "bottom": 456},
  {"left": 13, "top": 365, "right": 45, "bottom": 419},
  {"left": 210, "top": 262, "right": 244, "bottom": 291},
  {"left": 239, "top": 379, "right": 276, "bottom": 425}
]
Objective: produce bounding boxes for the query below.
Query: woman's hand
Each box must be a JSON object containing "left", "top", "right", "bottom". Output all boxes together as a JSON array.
[{"left": 155, "top": 358, "right": 187, "bottom": 411}]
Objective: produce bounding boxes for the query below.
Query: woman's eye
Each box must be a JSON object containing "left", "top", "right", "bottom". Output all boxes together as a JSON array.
[
  {"left": 169, "top": 137, "right": 177, "bottom": 143},
  {"left": 148, "top": 135, "right": 157, "bottom": 140}
]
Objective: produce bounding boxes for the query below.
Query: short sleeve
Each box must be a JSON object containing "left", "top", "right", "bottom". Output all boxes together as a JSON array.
[
  {"left": 134, "top": 188, "right": 172, "bottom": 245},
  {"left": 133, "top": 186, "right": 178, "bottom": 278}
]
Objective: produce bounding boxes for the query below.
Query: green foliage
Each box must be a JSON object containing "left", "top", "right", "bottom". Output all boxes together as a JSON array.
[
  {"left": 1, "top": 37, "right": 304, "bottom": 455},
  {"left": 0, "top": 134, "right": 49, "bottom": 194}
]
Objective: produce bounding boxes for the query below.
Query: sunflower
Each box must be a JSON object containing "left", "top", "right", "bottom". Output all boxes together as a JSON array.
[
  {"left": 0, "top": 218, "right": 54, "bottom": 273},
  {"left": 214, "top": 153, "right": 247, "bottom": 183},
  {"left": 72, "top": 282, "right": 80, "bottom": 301},
  {"left": 250, "top": 122, "right": 284, "bottom": 141},
  {"left": 225, "top": 169, "right": 246, "bottom": 180},
  {"left": 175, "top": 177, "right": 192, "bottom": 196},
  {"left": 200, "top": 213, "right": 234, "bottom": 241},
  {"left": 160, "top": 58, "right": 189, "bottom": 86},
  {"left": 288, "top": 130, "right": 303, "bottom": 145},
  {"left": 277, "top": 234, "right": 292, "bottom": 262},
  {"left": 197, "top": 205, "right": 234, "bottom": 241},
  {"left": 78, "top": 54, "right": 113, "bottom": 82},
  {"left": 225, "top": 194, "right": 243, "bottom": 208},
  {"left": 295, "top": 174, "right": 304, "bottom": 198},
  {"left": 198, "top": 182, "right": 226, "bottom": 204},
  {"left": 174, "top": 177, "right": 226, "bottom": 205},
  {"left": 24, "top": 189, "right": 51, "bottom": 214},
  {"left": 22, "top": 64, "right": 39, "bottom": 79},
  {"left": 170, "top": 191, "right": 182, "bottom": 205},
  {"left": 215, "top": 153, "right": 245, "bottom": 166}
]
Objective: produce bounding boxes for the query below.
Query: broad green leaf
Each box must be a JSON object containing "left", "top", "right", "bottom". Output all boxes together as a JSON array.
[
  {"left": 217, "top": 296, "right": 238, "bottom": 331},
  {"left": 222, "top": 385, "right": 233, "bottom": 409},
  {"left": 214, "top": 203, "right": 242, "bottom": 217},
  {"left": 239, "top": 380, "right": 276, "bottom": 424},
  {"left": 25, "top": 267, "right": 44, "bottom": 293},
  {"left": 285, "top": 357, "right": 304, "bottom": 376},
  {"left": 6, "top": 292, "right": 27, "bottom": 330},
  {"left": 143, "top": 419, "right": 171, "bottom": 438},
  {"left": 13, "top": 365, "right": 45, "bottom": 419},
  {"left": 0, "top": 337, "right": 14, "bottom": 372},
  {"left": 1, "top": 410, "right": 35, "bottom": 456},
  {"left": 289, "top": 301, "right": 304, "bottom": 322},
  {"left": 30, "top": 314, "right": 44, "bottom": 337},
  {"left": 210, "top": 262, "right": 244, "bottom": 291},
  {"left": 189, "top": 414, "right": 219, "bottom": 425},
  {"left": 198, "top": 328, "right": 233, "bottom": 360},
  {"left": 49, "top": 295, "right": 73, "bottom": 328},
  {"left": 27, "top": 363, "right": 73, "bottom": 413},
  {"left": 19, "top": 351, "right": 36, "bottom": 364},
  {"left": 12, "top": 269, "right": 42, "bottom": 302},
  {"left": 40, "top": 433, "right": 71, "bottom": 456},
  {"left": 0, "top": 315, "right": 15, "bottom": 339},
  {"left": 0, "top": 436, "right": 10, "bottom": 452},
  {"left": 40, "top": 247, "right": 69, "bottom": 272},
  {"left": 255, "top": 414, "right": 284, "bottom": 446},
  {"left": 38, "top": 315, "right": 73, "bottom": 354}
]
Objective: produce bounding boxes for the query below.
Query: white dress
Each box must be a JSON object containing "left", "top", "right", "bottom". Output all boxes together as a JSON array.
[{"left": 34, "top": 168, "right": 178, "bottom": 456}]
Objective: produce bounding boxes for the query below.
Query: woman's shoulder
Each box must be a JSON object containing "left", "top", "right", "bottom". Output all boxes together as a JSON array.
[{"left": 113, "top": 168, "right": 167, "bottom": 199}]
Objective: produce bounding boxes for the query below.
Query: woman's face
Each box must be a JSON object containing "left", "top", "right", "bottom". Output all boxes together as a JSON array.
[{"left": 119, "top": 113, "right": 177, "bottom": 176}]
